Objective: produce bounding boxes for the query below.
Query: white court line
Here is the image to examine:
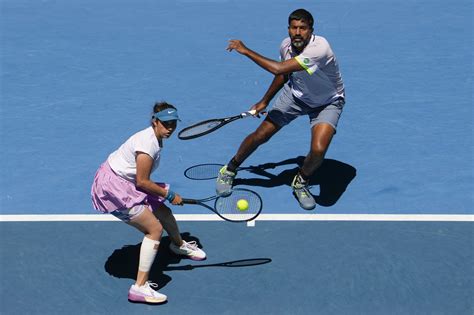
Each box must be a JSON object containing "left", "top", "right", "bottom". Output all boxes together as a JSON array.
[{"left": 0, "top": 214, "right": 472, "bottom": 222}]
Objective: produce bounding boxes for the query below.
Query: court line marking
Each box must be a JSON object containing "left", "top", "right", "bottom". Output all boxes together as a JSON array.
[{"left": 0, "top": 214, "right": 472, "bottom": 223}]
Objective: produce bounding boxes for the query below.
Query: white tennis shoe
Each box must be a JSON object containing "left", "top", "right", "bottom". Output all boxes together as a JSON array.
[
  {"left": 128, "top": 281, "right": 167, "bottom": 304},
  {"left": 169, "top": 240, "right": 206, "bottom": 261}
]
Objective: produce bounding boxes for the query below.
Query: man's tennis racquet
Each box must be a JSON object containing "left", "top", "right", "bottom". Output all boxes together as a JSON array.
[
  {"left": 182, "top": 188, "right": 262, "bottom": 222},
  {"left": 184, "top": 163, "right": 246, "bottom": 180},
  {"left": 184, "top": 163, "right": 275, "bottom": 180},
  {"left": 178, "top": 110, "right": 256, "bottom": 140}
]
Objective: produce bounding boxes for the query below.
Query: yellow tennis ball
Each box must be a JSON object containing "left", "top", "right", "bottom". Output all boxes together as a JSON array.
[{"left": 236, "top": 199, "right": 249, "bottom": 211}]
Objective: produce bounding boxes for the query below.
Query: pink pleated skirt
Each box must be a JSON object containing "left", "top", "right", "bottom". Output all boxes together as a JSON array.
[{"left": 91, "top": 161, "right": 167, "bottom": 213}]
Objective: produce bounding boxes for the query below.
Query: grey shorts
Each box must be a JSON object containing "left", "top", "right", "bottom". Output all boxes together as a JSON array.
[{"left": 268, "top": 86, "right": 345, "bottom": 131}]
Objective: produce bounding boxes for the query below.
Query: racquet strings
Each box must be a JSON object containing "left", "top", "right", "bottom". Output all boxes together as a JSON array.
[
  {"left": 184, "top": 163, "right": 223, "bottom": 180},
  {"left": 179, "top": 120, "right": 221, "bottom": 139},
  {"left": 214, "top": 189, "right": 261, "bottom": 221}
]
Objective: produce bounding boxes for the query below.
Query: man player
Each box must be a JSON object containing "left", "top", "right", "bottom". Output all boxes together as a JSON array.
[{"left": 216, "top": 9, "right": 345, "bottom": 210}]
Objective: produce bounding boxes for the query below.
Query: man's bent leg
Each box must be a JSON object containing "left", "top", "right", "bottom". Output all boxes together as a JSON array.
[
  {"left": 292, "top": 123, "right": 335, "bottom": 210},
  {"left": 216, "top": 118, "right": 280, "bottom": 196},
  {"left": 232, "top": 118, "right": 280, "bottom": 169},
  {"left": 300, "top": 123, "right": 335, "bottom": 177}
]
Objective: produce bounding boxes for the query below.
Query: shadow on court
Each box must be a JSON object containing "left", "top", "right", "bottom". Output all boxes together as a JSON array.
[
  {"left": 234, "top": 156, "right": 357, "bottom": 206},
  {"left": 104, "top": 233, "right": 199, "bottom": 289},
  {"left": 105, "top": 232, "right": 272, "bottom": 291}
]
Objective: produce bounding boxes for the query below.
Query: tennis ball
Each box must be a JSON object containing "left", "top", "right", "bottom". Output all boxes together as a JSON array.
[{"left": 236, "top": 199, "right": 249, "bottom": 211}]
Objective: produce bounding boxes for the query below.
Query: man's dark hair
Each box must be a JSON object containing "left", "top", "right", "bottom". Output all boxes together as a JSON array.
[{"left": 288, "top": 9, "right": 314, "bottom": 29}]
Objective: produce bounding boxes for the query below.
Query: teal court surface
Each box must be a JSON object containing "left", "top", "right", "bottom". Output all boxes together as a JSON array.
[{"left": 1, "top": 0, "right": 472, "bottom": 314}]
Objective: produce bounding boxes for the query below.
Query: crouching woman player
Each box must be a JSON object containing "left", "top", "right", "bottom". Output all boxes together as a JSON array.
[{"left": 91, "top": 102, "right": 206, "bottom": 304}]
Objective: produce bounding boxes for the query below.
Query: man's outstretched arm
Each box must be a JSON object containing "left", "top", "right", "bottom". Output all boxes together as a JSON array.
[{"left": 227, "top": 39, "right": 303, "bottom": 75}]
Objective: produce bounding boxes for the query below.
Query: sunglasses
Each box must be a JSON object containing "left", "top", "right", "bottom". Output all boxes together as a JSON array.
[{"left": 159, "top": 119, "right": 177, "bottom": 129}]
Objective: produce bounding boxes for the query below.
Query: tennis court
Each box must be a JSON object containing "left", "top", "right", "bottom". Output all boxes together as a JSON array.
[{"left": 1, "top": 0, "right": 472, "bottom": 314}]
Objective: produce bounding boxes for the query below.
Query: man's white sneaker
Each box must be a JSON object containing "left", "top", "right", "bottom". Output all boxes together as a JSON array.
[
  {"left": 128, "top": 281, "right": 167, "bottom": 304},
  {"left": 169, "top": 240, "right": 206, "bottom": 261}
]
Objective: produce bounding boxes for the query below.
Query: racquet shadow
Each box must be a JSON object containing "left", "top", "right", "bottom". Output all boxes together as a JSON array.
[{"left": 234, "top": 156, "right": 356, "bottom": 206}]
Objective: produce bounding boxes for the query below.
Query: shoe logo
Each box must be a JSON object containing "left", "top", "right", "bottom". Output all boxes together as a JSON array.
[{"left": 167, "top": 110, "right": 174, "bottom": 114}]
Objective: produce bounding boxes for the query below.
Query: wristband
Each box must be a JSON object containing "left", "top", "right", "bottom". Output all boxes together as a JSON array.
[{"left": 165, "top": 190, "right": 176, "bottom": 202}]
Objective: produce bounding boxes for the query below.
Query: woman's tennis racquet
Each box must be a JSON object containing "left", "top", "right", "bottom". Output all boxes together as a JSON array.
[
  {"left": 182, "top": 188, "right": 262, "bottom": 222},
  {"left": 178, "top": 110, "right": 256, "bottom": 140}
]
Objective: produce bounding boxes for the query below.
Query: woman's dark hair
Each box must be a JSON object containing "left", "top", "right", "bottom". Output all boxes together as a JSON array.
[
  {"left": 288, "top": 9, "right": 314, "bottom": 29},
  {"left": 153, "top": 101, "right": 176, "bottom": 114}
]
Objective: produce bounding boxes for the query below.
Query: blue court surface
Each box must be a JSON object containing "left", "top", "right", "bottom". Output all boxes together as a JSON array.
[{"left": 1, "top": 0, "right": 473, "bottom": 314}]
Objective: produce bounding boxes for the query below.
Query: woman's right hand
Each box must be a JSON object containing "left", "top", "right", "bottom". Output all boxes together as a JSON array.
[{"left": 170, "top": 193, "right": 183, "bottom": 206}]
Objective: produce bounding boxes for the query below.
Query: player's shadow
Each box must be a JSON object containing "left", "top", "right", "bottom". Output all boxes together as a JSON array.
[
  {"left": 234, "top": 156, "right": 356, "bottom": 206},
  {"left": 104, "top": 232, "right": 202, "bottom": 290},
  {"left": 105, "top": 233, "right": 272, "bottom": 291}
]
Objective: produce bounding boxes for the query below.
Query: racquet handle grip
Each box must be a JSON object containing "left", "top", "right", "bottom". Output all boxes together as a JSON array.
[
  {"left": 182, "top": 199, "right": 198, "bottom": 204},
  {"left": 241, "top": 110, "right": 257, "bottom": 117}
]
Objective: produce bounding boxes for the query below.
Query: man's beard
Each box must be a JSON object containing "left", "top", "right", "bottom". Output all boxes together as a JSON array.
[{"left": 291, "top": 37, "right": 307, "bottom": 50}]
